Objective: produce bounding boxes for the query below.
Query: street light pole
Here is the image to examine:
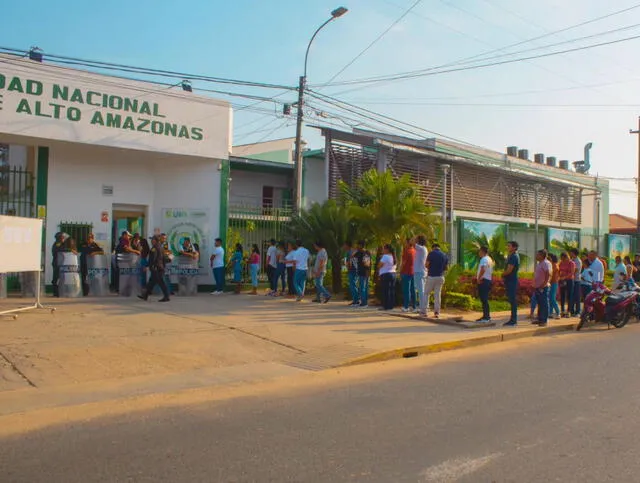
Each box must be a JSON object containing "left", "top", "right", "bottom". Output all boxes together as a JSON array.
[
  {"left": 294, "top": 7, "right": 348, "bottom": 212},
  {"left": 629, "top": 116, "right": 640, "bottom": 233}
]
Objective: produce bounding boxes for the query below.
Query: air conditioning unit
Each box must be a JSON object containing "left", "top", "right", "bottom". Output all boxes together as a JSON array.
[
  {"left": 517, "top": 149, "right": 529, "bottom": 160},
  {"left": 559, "top": 160, "right": 569, "bottom": 170},
  {"left": 534, "top": 153, "right": 545, "bottom": 164},
  {"left": 546, "top": 156, "right": 557, "bottom": 167},
  {"left": 507, "top": 146, "right": 518, "bottom": 157}
]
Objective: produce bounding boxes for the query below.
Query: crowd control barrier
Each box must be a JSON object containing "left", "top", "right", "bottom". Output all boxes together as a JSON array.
[
  {"left": 176, "top": 256, "right": 199, "bottom": 296},
  {"left": 57, "top": 252, "right": 82, "bottom": 298},
  {"left": 118, "top": 253, "right": 141, "bottom": 297},
  {"left": 86, "top": 254, "right": 110, "bottom": 296},
  {"left": 0, "top": 274, "right": 6, "bottom": 299}
]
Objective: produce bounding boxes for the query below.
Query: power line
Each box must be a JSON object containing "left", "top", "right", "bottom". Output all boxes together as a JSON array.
[{"left": 323, "top": 0, "right": 423, "bottom": 85}]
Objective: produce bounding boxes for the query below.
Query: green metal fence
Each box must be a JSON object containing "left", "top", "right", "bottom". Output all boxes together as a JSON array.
[
  {"left": 59, "top": 221, "right": 94, "bottom": 247},
  {"left": 0, "top": 166, "right": 35, "bottom": 218}
]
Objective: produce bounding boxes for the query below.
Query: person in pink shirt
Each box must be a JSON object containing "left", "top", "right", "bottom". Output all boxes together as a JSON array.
[
  {"left": 400, "top": 238, "right": 416, "bottom": 313},
  {"left": 533, "top": 249, "right": 552, "bottom": 327}
]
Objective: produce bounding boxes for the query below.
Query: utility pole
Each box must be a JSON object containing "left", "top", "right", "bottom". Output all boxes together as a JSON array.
[
  {"left": 629, "top": 116, "right": 640, "bottom": 232},
  {"left": 441, "top": 164, "right": 450, "bottom": 244},
  {"left": 534, "top": 183, "right": 541, "bottom": 258}
]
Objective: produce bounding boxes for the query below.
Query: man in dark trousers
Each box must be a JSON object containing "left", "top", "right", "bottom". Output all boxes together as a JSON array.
[
  {"left": 138, "top": 236, "right": 170, "bottom": 302},
  {"left": 51, "top": 232, "right": 65, "bottom": 297}
]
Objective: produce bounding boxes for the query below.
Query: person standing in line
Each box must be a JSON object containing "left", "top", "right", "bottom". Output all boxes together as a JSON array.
[
  {"left": 612, "top": 255, "right": 627, "bottom": 291},
  {"left": 292, "top": 239, "right": 310, "bottom": 302},
  {"left": 501, "top": 241, "right": 520, "bottom": 326},
  {"left": 532, "top": 249, "right": 552, "bottom": 327},
  {"left": 624, "top": 255, "right": 635, "bottom": 284},
  {"left": 633, "top": 254, "right": 640, "bottom": 283},
  {"left": 378, "top": 244, "right": 397, "bottom": 311},
  {"left": 399, "top": 238, "right": 416, "bottom": 313},
  {"left": 209, "top": 238, "right": 225, "bottom": 295},
  {"left": 344, "top": 240, "right": 359, "bottom": 306},
  {"left": 159, "top": 233, "right": 174, "bottom": 296},
  {"left": 138, "top": 238, "right": 150, "bottom": 292},
  {"left": 475, "top": 246, "right": 494, "bottom": 323},
  {"left": 312, "top": 241, "right": 331, "bottom": 303},
  {"left": 587, "top": 250, "right": 604, "bottom": 284},
  {"left": 266, "top": 239, "right": 278, "bottom": 296},
  {"left": 275, "top": 242, "right": 287, "bottom": 296},
  {"left": 285, "top": 242, "right": 296, "bottom": 297},
  {"left": 569, "top": 248, "right": 582, "bottom": 316},
  {"left": 137, "top": 236, "right": 170, "bottom": 302},
  {"left": 413, "top": 235, "right": 428, "bottom": 316},
  {"left": 548, "top": 253, "right": 561, "bottom": 320},
  {"left": 229, "top": 243, "right": 244, "bottom": 294},
  {"left": 248, "top": 244, "right": 260, "bottom": 295},
  {"left": 354, "top": 240, "right": 372, "bottom": 309},
  {"left": 51, "top": 232, "right": 65, "bottom": 297},
  {"left": 558, "top": 252, "right": 575, "bottom": 318},
  {"left": 424, "top": 243, "right": 448, "bottom": 319}
]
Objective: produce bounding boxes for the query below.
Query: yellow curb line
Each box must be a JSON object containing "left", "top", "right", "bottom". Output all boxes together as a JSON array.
[{"left": 339, "top": 322, "right": 577, "bottom": 367}]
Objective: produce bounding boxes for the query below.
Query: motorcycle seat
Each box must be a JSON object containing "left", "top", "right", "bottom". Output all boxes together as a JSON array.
[{"left": 606, "top": 295, "right": 625, "bottom": 306}]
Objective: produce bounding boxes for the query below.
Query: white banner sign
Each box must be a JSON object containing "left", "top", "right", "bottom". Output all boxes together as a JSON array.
[
  {"left": 0, "top": 215, "right": 43, "bottom": 272},
  {"left": 161, "top": 208, "right": 211, "bottom": 280},
  {"left": 0, "top": 55, "right": 231, "bottom": 159}
]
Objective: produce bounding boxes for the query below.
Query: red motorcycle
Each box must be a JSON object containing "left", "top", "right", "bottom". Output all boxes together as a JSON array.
[{"left": 577, "top": 281, "right": 638, "bottom": 331}]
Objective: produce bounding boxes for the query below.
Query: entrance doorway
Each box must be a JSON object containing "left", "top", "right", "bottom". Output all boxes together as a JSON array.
[{"left": 111, "top": 204, "right": 147, "bottom": 249}]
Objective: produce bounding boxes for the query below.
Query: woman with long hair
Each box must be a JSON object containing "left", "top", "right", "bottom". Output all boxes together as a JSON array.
[
  {"left": 285, "top": 241, "right": 296, "bottom": 298},
  {"left": 378, "top": 244, "right": 397, "bottom": 311},
  {"left": 548, "top": 253, "right": 561, "bottom": 319},
  {"left": 229, "top": 243, "right": 244, "bottom": 293},
  {"left": 248, "top": 244, "right": 260, "bottom": 295}
]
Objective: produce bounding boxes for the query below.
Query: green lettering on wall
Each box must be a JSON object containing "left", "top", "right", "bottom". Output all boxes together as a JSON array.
[
  {"left": 52, "top": 84, "right": 68, "bottom": 100},
  {"left": 16, "top": 98, "right": 32, "bottom": 114},
  {"left": 26, "top": 80, "right": 43, "bottom": 96},
  {"left": 123, "top": 98, "right": 138, "bottom": 113},
  {"left": 67, "top": 107, "right": 81, "bottom": 121},
  {"left": 0, "top": 74, "right": 5, "bottom": 90},
  {"left": 178, "top": 125, "right": 190, "bottom": 139},
  {"left": 122, "top": 117, "right": 135, "bottom": 130},
  {"left": 90, "top": 111, "right": 105, "bottom": 126},
  {"left": 139, "top": 102, "right": 151, "bottom": 115},
  {"left": 86, "top": 91, "right": 101, "bottom": 106},
  {"left": 70, "top": 88, "right": 84, "bottom": 103},
  {"left": 8, "top": 77, "right": 24, "bottom": 93},
  {"left": 105, "top": 113, "right": 122, "bottom": 128},
  {"left": 164, "top": 123, "right": 177, "bottom": 137},
  {"left": 34, "top": 101, "right": 52, "bottom": 118},
  {"left": 152, "top": 103, "right": 165, "bottom": 118},
  {"left": 191, "top": 127, "right": 203, "bottom": 141}
]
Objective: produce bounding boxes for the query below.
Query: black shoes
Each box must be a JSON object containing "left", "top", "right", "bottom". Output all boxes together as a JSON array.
[{"left": 159, "top": 297, "right": 170, "bottom": 302}]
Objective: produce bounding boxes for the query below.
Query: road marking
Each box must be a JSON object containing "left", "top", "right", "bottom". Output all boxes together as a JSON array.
[{"left": 420, "top": 452, "right": 502, "bottom": 482}]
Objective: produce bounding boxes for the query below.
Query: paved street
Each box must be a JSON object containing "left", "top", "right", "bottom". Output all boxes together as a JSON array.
[{"left": 3, "top": 325, "right": 640, "bottom": 482}]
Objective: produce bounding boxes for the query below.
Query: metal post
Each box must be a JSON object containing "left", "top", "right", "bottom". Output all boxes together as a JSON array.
[
  {"left": 629, "top": 116, "right": 640, "bottom": 233},
  {"left": 449, "top": 165, "right": 454, "bottom": 256},
  {"left": 595, "top": 192, "right": 602, "bottom": 254},
  {"left": 534, "top": 183, "right": 541, "bottom": 257},
  {"left": 294, "top": 75, "right": 306, "bottom": 212}
]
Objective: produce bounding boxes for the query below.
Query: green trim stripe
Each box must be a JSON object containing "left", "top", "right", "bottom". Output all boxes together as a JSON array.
[{"left": 219, "top": 159, "right": 230, "bottom": 243}]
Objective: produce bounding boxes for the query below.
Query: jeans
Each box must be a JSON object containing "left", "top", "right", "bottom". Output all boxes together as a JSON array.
[
  {"left": 571, "top": 280, "right": 581, "bottom": 315},
  {"left": 294, "top": 269, "right": 307, "bottom": 297},
  {"left": 213, "top": 266, "right": 225, "bottom": 292},
  {"left": 249, "top": 264, "right": 259, "bottom": 288},
  {"left": 505, "top": 277, "right": 518, "bottom": 322},
  {"left": 358, "top": 275, "right": 369, "bottom": 306},
  {"left": 380, "top": 272, "right": 396, "bottom": 310},
  {"left": 414, "top": 271, "right": 426, "bottom": 313},
  {"left": 425, "top": 276, "right": 445, "bottom": 314},
  {"left": 535, "top": 286, "right": 550, "bottom": 323},
  {"left": 478, "top": 279, "right": 492, "bottom": 320},
  {"left": 348, "top": 271, "right": 359, "bottom": 304},
  {"left": 549, "top": 282, "right": 560, "bottom": 316},
  {"left": 267, "top": 265, "right": 276, "bottom": 291},
  {"left": 276, "top": 263, "right": 286, "bottom": 292},
  {"left": 287, "top": 267, "right": 295, "bottom": 295},
  {"left": 314, "top": 275, "right": 331, "bottom": 300},
  {"left": 401, "top": 274, "right": 416, "bottom": 309},
  {"left": 560, "top": 280, "right": 574, "bottom": 313}
]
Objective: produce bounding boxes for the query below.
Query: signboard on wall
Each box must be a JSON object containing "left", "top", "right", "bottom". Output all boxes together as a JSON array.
[
  {"left": 547, "top": 228, "right": 580, "bottom": 255},
  {"left": 0, "top": 55, "right": 230, "bottom": 159},
  {"left": 161, "top": 208, "right": 210, "bottom": 279},
  {"left": 461, "top": 220, "right": 508, "bottom": 270},
  {"left": 0, "top": 215, "right": 43, "bottom": 272},
  {"left": 608, "top": 234, "right": 631, "bottom": 266}
]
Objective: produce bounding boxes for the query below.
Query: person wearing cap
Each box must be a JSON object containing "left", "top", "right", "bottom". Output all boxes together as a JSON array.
[
  {"left": 159, "top": 233, "right": 175, "bottom": 295},
  {"left": 138, "top": 236, "right": 170, "bottom": 302},
  {"left": 180, "top": 237, "right": 198, "bottom": 259},
  {"left": 80, "top": 233, "right": 104, "bottom": 296},
  {"left": 51, "top": 232, "right": 65, "bottom": 297}
]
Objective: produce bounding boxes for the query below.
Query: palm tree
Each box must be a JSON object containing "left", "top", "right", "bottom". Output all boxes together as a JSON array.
[
  {"left": 463, "top": 231, "right": 508, "bottom": 270},
  {"left": 339, "top": 169, "right": 440, "bottom": 249},
  {"left": 288, "top": 200, "right": 355, "bottom": 294}
]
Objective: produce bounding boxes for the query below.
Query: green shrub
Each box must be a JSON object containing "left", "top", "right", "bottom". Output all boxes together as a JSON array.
[{"left": 443, "top": 292, "right": 474, "bottom": 310}]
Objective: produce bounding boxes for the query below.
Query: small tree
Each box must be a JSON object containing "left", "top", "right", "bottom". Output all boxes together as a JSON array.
[{"left": 288, "top": 200, "right": 355, "bottom": 294}]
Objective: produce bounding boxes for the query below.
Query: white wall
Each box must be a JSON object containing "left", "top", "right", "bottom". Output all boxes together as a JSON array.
[
  {"left": 304, "top": 157, "right": 327, "bottom": 208},
  {"left": 44, "top": 141, "right": 221, "bottom": 283},
  {"left": 7, "top": 145, "right": 27, "bottom": 169},
  {"left": 229, "top": 169, "right": 291, "bottom": 208}
]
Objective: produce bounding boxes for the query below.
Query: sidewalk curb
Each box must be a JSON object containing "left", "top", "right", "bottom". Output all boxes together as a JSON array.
[{"left": 339, "top": 322, "right": 577, "bottom": 367}]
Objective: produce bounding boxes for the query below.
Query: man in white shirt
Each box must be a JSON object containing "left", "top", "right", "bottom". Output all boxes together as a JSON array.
[
  {"left": 475, "top": 246, "right": 494, "bottom": 323},
  {"left": 209, "top": 238, "right": 225, "bottom": 294},
  {"left": 413, "top": 234, "right": 428, "bottom": 316},
  {"left": 292, "top": 239, "right": 310, "bottom": 302},
  {"left": 587, "top": 250, "right": 605, "bottom": 283},
  {"left": 266, "top": 239, "right": 278, "bottom": 295}
]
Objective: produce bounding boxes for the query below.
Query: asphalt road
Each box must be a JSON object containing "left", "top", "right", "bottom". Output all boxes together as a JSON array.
[{"left": 4, "top": 327, "right": 640, "bottom": 482}]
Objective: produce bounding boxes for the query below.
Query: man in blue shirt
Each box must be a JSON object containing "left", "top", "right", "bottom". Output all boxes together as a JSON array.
[
  {"left": 425, "top": 244, "right": 448, "bottom": 318},
  {"left": 502, "top": 241, "right": 520, "bottom": 326}
]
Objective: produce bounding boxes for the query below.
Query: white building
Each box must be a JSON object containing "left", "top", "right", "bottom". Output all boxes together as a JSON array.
[{"left": 0, "top": 54, "right": 231, "bottom": 287}]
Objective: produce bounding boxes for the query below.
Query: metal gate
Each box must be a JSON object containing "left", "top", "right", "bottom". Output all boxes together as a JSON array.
[{"left": 0, "top": 166, "right": 35, "bottom": 218}]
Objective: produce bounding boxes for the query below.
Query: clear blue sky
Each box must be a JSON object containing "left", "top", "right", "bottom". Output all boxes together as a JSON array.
[{"left": 4, "top": 0, "right": 640, "bottom": 215}]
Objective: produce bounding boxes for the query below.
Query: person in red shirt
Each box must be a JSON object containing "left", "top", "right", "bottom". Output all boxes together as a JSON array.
[
  {"left": 400, "top": 238, "right": 416, "bottom": 313},
  {"left": 558, "top": 252, "right": 575, "bottom": 318}
]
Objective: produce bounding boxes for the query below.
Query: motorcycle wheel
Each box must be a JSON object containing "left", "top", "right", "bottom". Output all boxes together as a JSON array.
[
  {"left": 611, "top": 306, "right": 632, "bottom": 329},
  {"left": 577, "top": 312, "right": 590, "bottom": 331}
]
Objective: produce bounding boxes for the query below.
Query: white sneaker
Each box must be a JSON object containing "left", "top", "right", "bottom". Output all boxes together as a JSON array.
[
  {"left": 478, "top": 318, "right": 492, "bottom": 323},
  {"left": 359, "top": 304, "right": 369, "bottom": 309},
  {"left": 401, "top": 307, "right": 410, "bottom": 313}
]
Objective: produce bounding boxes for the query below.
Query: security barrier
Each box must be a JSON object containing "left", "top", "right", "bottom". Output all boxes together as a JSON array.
[
  {"left": 176, "top": 255, "right": 199, "bottom": 296},
  {"left": 57, "top": 252, "right": 82, "bottom": 298},
  {"left": 118, "top": 253, "right": 140, "bottom": 297},
  {"left": 86, "top": 254, "right": 110, "bottom": 296},
  {"left": 0, "top": 273, "right": 6, "bottom": 299}
]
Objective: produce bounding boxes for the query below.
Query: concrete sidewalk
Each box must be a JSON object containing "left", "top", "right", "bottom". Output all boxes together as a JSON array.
[{"left": 0, "top": 294, "right": 577, "bottom": 414}]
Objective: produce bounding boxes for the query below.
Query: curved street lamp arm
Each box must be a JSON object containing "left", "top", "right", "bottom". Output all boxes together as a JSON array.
[{"left": 303, "top": 17, "right": 335, "bottom": 79}]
